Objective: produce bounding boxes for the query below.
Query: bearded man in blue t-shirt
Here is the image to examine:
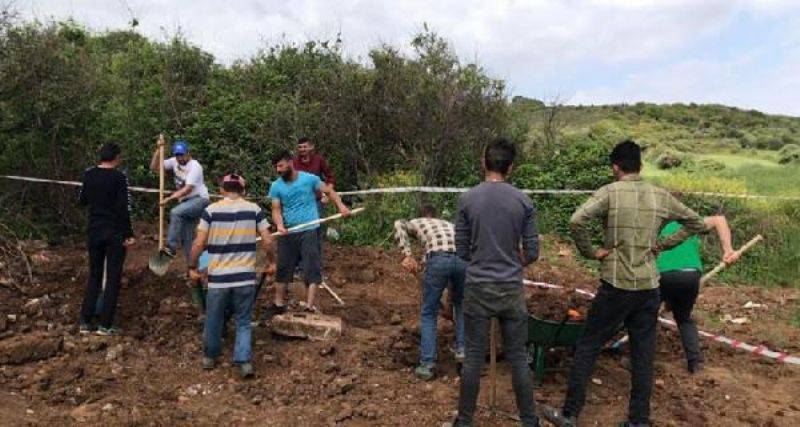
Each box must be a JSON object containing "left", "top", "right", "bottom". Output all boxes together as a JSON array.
[{"left": 264, "top": 150, "right": 350, "bottom": 316}]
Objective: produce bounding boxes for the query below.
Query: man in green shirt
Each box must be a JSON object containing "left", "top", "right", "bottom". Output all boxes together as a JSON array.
[
  {"left": 544, "top": 140, "right": 708, "bottom": 427},
  {"left": 657, "top": 216, "right": 739, "bottom": 374}
]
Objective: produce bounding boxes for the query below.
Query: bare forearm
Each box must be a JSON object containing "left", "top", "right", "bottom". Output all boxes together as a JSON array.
[
  {"left": 325, "top": 188, "right": 347, "bottom": 212},
  {"left": 170, "top": 186, "right": 192, "bottom": 200},
  {"left": 150, "top": 149, "right": 160, "bottom": 172},
  {"left": 272, "top": 209, "right": 284, "bottom": 229},
  {"left": 189, "top": 241, "right": 204, "bottom": 268},
  {"left": 706, "top": 216, "right": 734, "bottom": 253}
]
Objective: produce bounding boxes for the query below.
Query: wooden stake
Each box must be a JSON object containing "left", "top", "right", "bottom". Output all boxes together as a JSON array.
[
  {"left": 489, "top": 317, "right": 499, "bottom": 409},
  {"left": 158, "top": 134, "right": 165, "bottom": 251}
]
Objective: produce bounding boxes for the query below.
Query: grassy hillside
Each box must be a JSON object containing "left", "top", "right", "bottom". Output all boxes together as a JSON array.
[{"left": 512, "top": 98, "right": 800, "bottom": 197}]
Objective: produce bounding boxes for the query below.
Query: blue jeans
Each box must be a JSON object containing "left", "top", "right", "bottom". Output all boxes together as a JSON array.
[
  {"left": 167, "top": 197, "right": 210, "bottom": 262},
  {"left": 420, "top": 252, "right": 466, "bottom": 365},
  {"left": 204, "top": 285, "right": 255, "bottom": 364}
]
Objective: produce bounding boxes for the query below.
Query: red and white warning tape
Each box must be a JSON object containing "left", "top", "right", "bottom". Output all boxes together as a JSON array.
[
  {"left": 523, "top": 280, "right": 800, "bottom": 366},
  {"left": 3, "top": 175, "right": 800, "bottom": 201}
]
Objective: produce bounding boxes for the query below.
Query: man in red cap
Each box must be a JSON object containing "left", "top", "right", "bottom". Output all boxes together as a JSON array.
[{"left": 188, "top": 172, "right": 274, "bottom": 378}]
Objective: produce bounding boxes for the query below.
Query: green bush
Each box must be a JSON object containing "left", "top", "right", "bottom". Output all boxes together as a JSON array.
[{"left": 778, "top": 144, "right": 800, "bottom": 164}]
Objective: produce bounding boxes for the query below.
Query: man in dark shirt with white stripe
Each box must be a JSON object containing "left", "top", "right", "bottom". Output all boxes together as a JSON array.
[
  {"left": 454, "top": 138, "right": 540, "bottom": 427},
  {"left": 78, "top": 143, "right": 135, "bottom": 335}
]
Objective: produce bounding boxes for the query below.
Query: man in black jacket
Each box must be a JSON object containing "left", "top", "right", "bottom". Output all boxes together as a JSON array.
[{"left": 78, "top": 143, "right": 135, "bottom": 335}]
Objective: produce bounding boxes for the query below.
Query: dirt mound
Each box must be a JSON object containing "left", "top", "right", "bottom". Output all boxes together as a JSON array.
[{"left": 0, "top": 233, "right": 798, "bottom": 426}]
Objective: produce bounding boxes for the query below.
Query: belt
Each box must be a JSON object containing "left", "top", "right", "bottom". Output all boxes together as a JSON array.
[{"left": 426, "top": 251, "right": 457, "bottom": 259}]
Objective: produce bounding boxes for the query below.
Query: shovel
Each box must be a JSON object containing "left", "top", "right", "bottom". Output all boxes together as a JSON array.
[{"left": 148, "top": 135, "right": 170, "bottom": 276}]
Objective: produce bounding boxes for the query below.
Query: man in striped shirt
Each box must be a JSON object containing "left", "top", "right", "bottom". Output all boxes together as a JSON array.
[
  {"left": 394, "top": 203, "right": 465, "bottom": 381},
  {"left": 188, "top": 173, "right": 273, "bottom": 378},
  {"left": 544, "top": 140, "right": 707, "bottom": 427}
]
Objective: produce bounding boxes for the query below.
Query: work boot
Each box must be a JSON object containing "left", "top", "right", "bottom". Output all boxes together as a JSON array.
[
  {"left": 541, "top": 405, "right": 577, "bottom": 427},
  {"left": 202, "top": 357, "right": 216, "bottom": 370},
  {"left": 237, "top": 363, "right": 254, "bottom": 378},
  {"left": 414, "top": 363, "right": 435, "bottom": 381}
]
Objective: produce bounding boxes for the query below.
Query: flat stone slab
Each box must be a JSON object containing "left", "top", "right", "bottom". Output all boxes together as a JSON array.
[{"left": 271, "top": 313, "right": 342, "bottom": 341}]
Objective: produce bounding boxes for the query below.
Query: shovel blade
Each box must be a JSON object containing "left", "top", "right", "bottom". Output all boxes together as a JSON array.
[{"left": 148, "top": 251, "right": 171, "bottom": 276}]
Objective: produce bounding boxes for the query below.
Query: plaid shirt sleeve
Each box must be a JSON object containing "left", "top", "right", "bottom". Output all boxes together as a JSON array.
[
  {"left": 394, "top": 219, "right": 416, "bottom": 257},
  {"left": 569, "top": 186, "right": 610, "bottom": 259},
  {"left": 658, "top": 193, "right": 707, "bottom": 250}
]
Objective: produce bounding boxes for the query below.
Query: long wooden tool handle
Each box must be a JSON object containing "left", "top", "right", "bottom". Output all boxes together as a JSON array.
[
  {"left": 489, "top": 318, "right": 499, "bottom": 408},
  {"left": 700, "top": 234, "right": 763, "bottom": 285},
  {"left": 158, "top": 136, "right": 165, "bottom": 250},
  {"left": 269, "top": 207, "right": 365, "bottom": 237},
  {"left": 320, "top": 283, "right": 345, "bottom": 306}
]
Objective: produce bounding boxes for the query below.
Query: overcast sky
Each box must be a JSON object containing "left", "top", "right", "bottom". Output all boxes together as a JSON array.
[{"left": 15, "top": 0, "right": 800, "bottom": 116}]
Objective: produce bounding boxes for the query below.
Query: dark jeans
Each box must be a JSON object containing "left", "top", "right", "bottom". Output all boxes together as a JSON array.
[
  {"left": 457, "top": 282, "right": 538, "bottom": 427},
  {"left": 204, "top": 285, "right": 255, "bottom": 363},
  {"left": 660, "top": 270, "right": 703, "bottom": 367},
  {"left": 563, "top": 282, "right": 659, "bottom": 424},
  {"left": 420, "top": 252, "right": 466, "bottom": 364},
  {"left": 81, "top": 229, "right": 127, "bottom": 328}
]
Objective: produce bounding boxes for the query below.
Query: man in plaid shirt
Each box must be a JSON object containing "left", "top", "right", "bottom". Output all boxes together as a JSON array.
[
  {"left": 544, "top": 140, "right": 708, "bottom": 427},
  {"left": 394, "top": 203, "right": 465, "bottom": 381}
]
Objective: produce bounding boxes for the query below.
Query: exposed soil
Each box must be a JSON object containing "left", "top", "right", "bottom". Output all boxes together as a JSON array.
[{"left": 0, "top": 230, "right": 799, "bottom": 426}]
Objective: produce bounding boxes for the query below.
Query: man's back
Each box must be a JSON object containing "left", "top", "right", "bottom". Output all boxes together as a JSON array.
[
  {"left": 570, "top": 175, "right": 706, "bottom": 290},
  {"left": 455, "top": 181, "right": 539, "bottom": 284},
  {"left": 200, "top": 198, "right": 267, "bottom": 288}
]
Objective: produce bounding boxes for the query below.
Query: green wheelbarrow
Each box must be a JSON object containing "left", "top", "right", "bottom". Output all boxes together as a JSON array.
[{"left": 527, "top": 314, "right": 585, "bottom": 387}]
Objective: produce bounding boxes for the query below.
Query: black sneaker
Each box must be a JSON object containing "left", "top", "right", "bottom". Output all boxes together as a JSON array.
[
  {"left": 95, "top": 325, "right": 122, "bottom": 336},
  {"left": 261, "top": 304, "right": 286, "bottom": 321},
  {"left": 688, "top": 360, "right": 704, "bottom": 374},
  {"left": 541, "top": 405, "right": 577, "bottom": 427},
  {"left": 78, "top": 322, "right": 95, "bottom": 334}
]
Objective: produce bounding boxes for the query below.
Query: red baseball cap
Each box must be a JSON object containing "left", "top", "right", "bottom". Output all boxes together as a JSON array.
[{"left": 222, "top": 173, "right": 246, "bottom": 188}]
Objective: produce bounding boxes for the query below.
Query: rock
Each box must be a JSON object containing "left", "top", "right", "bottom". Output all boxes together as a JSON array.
[
  {"left": 102, "top": 403, "right": 114, "bottom": 412},
  {"left": 335, "top": 405, "right": 353, "bottom": 422},
  {"left": 70, "top": 404, "right": 98, "bottom": 422},
  {"left": 7, "top": 314, "right": 16, "bottom": 323},
  {"left": 105, "top": 344, "right": 125, "bottom": 362},
  {"left": 390, "top": 313, "right": 403, "bottom": 325},
  {"left": 88, "top": 341, "right": 108, "bottom": 353},
  {"left": 0, "top": 333, "right": 62, "bottom": 364},
  {"left": 591, "top": 378, "right": 603, "bottom": 385}
]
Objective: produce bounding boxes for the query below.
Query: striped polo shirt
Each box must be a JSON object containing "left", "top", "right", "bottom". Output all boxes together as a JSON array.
[{"left": 198, "top": 197, "right": 270, "bottom": 289}]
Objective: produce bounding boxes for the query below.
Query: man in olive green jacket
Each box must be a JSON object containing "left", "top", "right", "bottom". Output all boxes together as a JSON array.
[{"left": 544, "top": 140, "right": 707, "bottom": 427}]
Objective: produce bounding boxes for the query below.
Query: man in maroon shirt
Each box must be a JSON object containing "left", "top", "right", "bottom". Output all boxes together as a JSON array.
[{"left": 293, "top": 137, "right": 336, "bottom": 193}]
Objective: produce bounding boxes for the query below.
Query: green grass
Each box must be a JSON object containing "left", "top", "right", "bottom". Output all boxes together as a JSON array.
[{"left": 643, "top": 150, "right": 800, "bottom": 198}]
